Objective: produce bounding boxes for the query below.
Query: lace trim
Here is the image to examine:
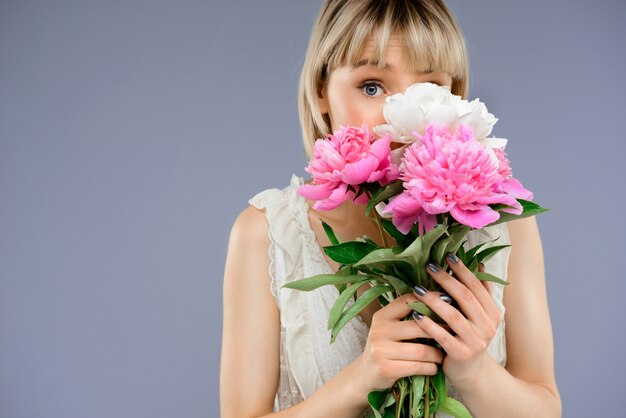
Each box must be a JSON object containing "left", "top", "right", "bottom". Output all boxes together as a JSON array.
[
  {"left": 268, "top": 228, "right": 278, "bottom": 301},
  {"left": 288, "top": 176, "right": 331, "bottom": 273},
  {"left": 249, "top": 192, "right": 280, "bottom": 306},
  {"left": 288, "top": 175, "right": 371, "bottom": 334}
]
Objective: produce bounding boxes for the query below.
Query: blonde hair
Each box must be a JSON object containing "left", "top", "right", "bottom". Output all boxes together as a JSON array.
[{"left": 298, "top": 0, "right": 469, "bottom": 158}]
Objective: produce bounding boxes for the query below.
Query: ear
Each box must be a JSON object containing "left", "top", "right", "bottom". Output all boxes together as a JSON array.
[{"left": 318, "top": 85, "right": 329, "bottom": 115}]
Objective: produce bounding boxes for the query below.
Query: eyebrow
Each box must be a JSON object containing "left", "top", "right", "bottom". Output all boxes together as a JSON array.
[{"left": 350, "top": 59, "right": 393, "bottom": 71}]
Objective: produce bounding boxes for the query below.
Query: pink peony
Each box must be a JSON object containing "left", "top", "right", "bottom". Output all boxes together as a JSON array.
[
  {"left": 385, "top": 124, "right": 524, "bottom": 234},
  {"left": 299, "top": 124, "right": 399, "bottom": 211},
  {"left": 493, "top": 148, "right": 534, "bottom": 200}
]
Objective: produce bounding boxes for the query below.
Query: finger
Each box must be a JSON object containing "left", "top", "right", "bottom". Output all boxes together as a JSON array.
[
  {"left": 385, "top": 318, "right": 437, "bottom": 341},
  {"left": 413, "top": 283, "right": 477, "bottom": 343},
  {"left": 388, "top": 359, "right": 439, "bottom": 378},
  {"left": 412, "top": 309, "right": 464, "bottom": 356},
  {"left": 425, "top": 261, "right": 492, "bottom": 325},
  {"left": 443, "top": 254, "right": 500, "bottom": 319},
  {"left": 478, "top": 263, "right": 492, "bottom": 294},
  {"left": 375, "top": 293, "right": 419, "bottom": 321},
  {"left": 387, "top": 341, "right": 445, "bottom": 363}
]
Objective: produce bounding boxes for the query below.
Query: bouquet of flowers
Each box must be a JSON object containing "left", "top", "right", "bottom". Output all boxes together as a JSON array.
[{"left": 284, "top": 82, "right": 547, "bottom": 418}]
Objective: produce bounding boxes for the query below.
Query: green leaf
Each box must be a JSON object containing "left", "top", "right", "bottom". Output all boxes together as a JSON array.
[
  {"left": 475, "top": 271, "right": 509, "bottom": 286},
  {"left": 400, "top": 224, "right": 446, "bottom": 260},
  {"left": 399, "top": 224, "right": 447, "bottom": 284},
  {"left": 327, "top": 281, "right": 365, "bottom": 331},
  {"left": 430, "top": 225, "right": 464, "bottom": 265},
  {"left": 324, "top": 241, "right": 378, "bottom": 264},
  {"left": 486, "top": 198, "right": 549, "bottom": 227},
  {"left": 331, "top": 285, "right": 393, "bottom": 343},
  {"left": 437, "top": 397, "right": 472, "bottom": 418},
  {"left": 366, "top": 180, "right": 404, "bottom": 216},
  {"left": 443, "top": 226, "right": 471, "bottom": 264},
  {"left": 282, "top": 274, "right": 370, "bottom": 291},
  {"left": 430, "top": 365, "right": 447, "bottom": 411},
  {"left": 354, "top": 186, "right": 367, "bottom": 202},
  {"left": 383, "top": 391, "right": 396, "bottom": 408},
  {"left": 467, "top": 258, "right": 479, "bottom": 272},
  {"left": 382, "top": 406, "right": 395, "bottom": 418},
  {"left": 380, "top": 274, "right": 412, "bottom": 295},
  {"left": 354, "top": 248, "right": 415, "bottom": 273},
  {"left": 354, "top": 248, "right": 400, "bottom": 265},
  {"left": 368, "top": 389, "right": 388, "bottom": 410},
  {"left": 410, "top": 375, "right": 425, "bottom": 417},
  {"left": 380, "top": 218, "right": 413, "bottom": 248},
  {"left": 456, "top": 244, "right": 468, "bottom": 264},
  {"left": 321, "top": 220, "right": 340, "bottom": 245},
  {"left": 368, "top": 389, "right": 389, "bottom": 418},
  {"left": 390, "top": 264, "right": 414, "bottom": 285},
  {"left": 432, "top": 236, "right": 452, "bottom": 267},
  {"left": 521, "top": 199, "right": 549, "bottom": 212},
  {"left": 465, "top": 237, "right": 498, "bottom": 261},
  {"left": 476, "top": 244, "right": 510, "bottom": 264}
]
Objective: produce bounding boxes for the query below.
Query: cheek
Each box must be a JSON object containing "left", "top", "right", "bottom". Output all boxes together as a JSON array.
[{"left": 327, "top": 94, "right": 386, "bottom": 130}]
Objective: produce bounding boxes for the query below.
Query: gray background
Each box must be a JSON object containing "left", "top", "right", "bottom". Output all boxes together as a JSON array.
[{"left": 1, "top": 0, "right": 624, "bottom": 417}]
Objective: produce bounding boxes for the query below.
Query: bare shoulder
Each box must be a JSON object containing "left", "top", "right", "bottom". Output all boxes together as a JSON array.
[
  {"left": 225, "top": 205, "right": 272, "bottom": 285},
  {"left": 229, "top": 205, "right": 270, "bottom": 248}
]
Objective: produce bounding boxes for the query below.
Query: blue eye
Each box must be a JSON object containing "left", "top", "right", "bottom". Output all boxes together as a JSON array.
[{"left": 360, "top": 81, "right": 384, "bottom": 97}]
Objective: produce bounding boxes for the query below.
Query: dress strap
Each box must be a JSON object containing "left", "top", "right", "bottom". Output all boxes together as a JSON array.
[{"left": 247, "top": 175, "right": 310, "bottom": 306}]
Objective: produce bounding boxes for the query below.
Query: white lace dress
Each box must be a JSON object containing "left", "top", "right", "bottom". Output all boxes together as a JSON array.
[{"left": 249, "top": 175, "right": 511, "bottom": 416}]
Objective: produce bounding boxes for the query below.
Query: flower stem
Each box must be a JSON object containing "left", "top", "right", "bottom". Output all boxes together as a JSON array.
[
  {"left": 365, "top": 189, "right": 389, "bottom": 248},
  {"left": 424, "top": 376, "right": 430, "bottom": 418},
  {"left": 373, "top": 213, "right": 389, "bottom": 248}
]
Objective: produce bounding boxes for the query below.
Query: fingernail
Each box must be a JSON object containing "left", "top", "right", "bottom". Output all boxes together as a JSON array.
[
  {"left": 413, "top": 285, "right": 427, "bottom": 297},
  {"left": 427, "top": 263, "right": 440, "bottom": 273},
  {"left": 446, "top": 252, "right": 458, "bottom": 264},
  {"left": 412, "top": 310, "right": 423, "bottom": 321},
  {"left": 440, "top": 293, "right": 452, "bottom": 304}
]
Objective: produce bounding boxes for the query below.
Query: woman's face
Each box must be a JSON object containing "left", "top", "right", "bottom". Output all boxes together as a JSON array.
[{"left": 319, "top": 37, "right": 453, "bottom": 132}]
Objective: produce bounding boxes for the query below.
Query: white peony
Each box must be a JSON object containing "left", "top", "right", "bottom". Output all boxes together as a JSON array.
[{"left": 373, "top": 82, "right": 507, "bottom": 165}]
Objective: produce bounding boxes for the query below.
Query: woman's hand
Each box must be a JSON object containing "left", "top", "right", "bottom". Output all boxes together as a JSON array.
[
  {"left": 353, "top": 293, "right": 445, "bottom": 395},
  {"left": 411, "top": 252, "right": 502, "bottom": 387}
]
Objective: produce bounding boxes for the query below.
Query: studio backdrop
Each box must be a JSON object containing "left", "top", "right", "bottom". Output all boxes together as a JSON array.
[{"left": 1, "top": 1, "right": 624, "bottom": 417}]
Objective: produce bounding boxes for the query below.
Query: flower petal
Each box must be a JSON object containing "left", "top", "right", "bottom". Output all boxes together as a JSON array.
[
  {"left": 385, "top": 192, "right": 424, "bottom": 234},
  {"left": 450, "top": 204, "right": 500, "bottom": 229},
  {"left": 298, "top": 183, "right": 333, "bottom": 201},
  {"left": 369, "top": 134, "right": 392, "bottom": 161},
  {"left": 341, "top": 156, "right": 379, "bottom": 184},
  {"left": 313, "top": 183, "right": 351, "bottom": 211},
  {"left": 501, "top": 177, "right": 534, "bottom": 200}
]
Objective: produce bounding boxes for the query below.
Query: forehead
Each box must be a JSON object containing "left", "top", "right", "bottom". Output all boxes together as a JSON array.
[
  {"left": 328, "top": 27, "right": 465, "bottom": 81},
  {"left": 350, "top": 37, "right": 409, "bottom": 71},
  {"left": 341, "top": 35, "right": 442, "bottom": 76}
]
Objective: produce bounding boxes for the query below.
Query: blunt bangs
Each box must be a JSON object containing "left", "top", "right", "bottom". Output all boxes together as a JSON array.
[{"left": 324, "top": 0, "right": 467, "bottom": 83}]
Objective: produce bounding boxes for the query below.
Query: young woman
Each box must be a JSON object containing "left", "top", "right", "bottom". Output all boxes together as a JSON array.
[{"left": 220, "top": 1, "right": 561, "bottom": 417}]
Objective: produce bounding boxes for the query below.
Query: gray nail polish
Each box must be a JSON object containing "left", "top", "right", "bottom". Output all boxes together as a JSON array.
[
  {"left": 412, "top": 310, "right": 423, "bottom": 320},
  {"left": 427, "top": 263, "right": 440, "bottom": 273},
  {"left": 440, "top": 293, "right": 452, "bottom": 303},
  {"left": 446, "top": 252, "right": 458, "bottom": 264},
  {"left": 413, "top": 285, "right": 427, "bottom": 296}
]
